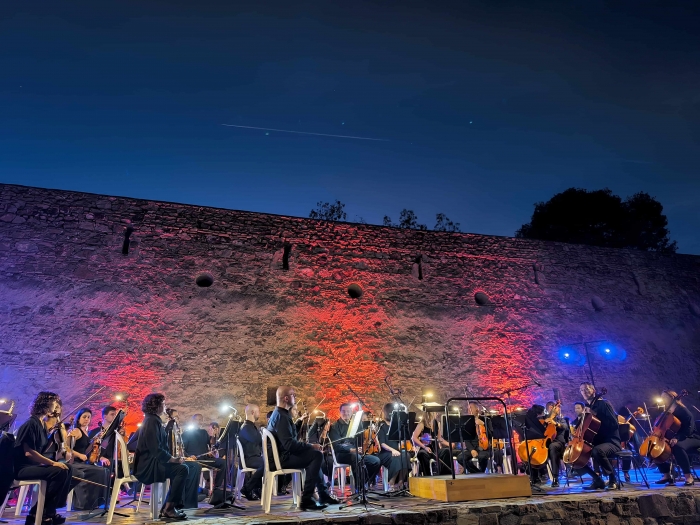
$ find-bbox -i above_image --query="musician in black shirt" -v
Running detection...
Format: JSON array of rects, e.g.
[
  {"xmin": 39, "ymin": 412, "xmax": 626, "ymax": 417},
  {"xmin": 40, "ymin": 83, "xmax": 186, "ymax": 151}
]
[
  {"xmin": 238, "ymin": 404, "xmax": 264, "ymax": 500},
  {"xmin": 182, "ymin": 414, "xmax": 226, "ymax": 493},
  {"xmin": 328, "ymin": 403, "xmax": 382, "ymax": 483},
  {"xmin": 455, "ymin": 403, "xmax": 492, "ymax": 474},
  {"xmin": 267, "ymin": 386, "xmax": 339, "ymax": 510},
  {"xmin": 578, "ymin": 383, "xmax": 621, "ymax": 490},
  {"xmin": 656, "ymin": 390, "xmax": 699, "ymax": 486},
  {"xmin": 544, "ymin": 401, "xmax": 569, "ymax": 488},
  {"xmin": 570, "ymin": 402, "xmax": 585, "ymax": 430},
  {"xmin": 13, "ymin": 392, "xmax": 73, "ymax": 525},
  {"xmin": 87, "ymin": 406, "xmax": 117, "ymax": 467}
]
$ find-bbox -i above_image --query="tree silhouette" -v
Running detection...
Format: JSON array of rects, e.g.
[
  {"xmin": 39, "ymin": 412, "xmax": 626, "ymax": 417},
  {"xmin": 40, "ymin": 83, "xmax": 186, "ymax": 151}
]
[
  {"xmin": 516, "ymin": 188, "xmax": 677, "ymax": 253},
  {"xmin": 309, "ymin": 200, "xmax": 347, "ymax": 222},
  {"xmin": 434, "ymin": 213, "xmax": 461, "ymax": 232},
  {"xmin": 383, "ymin": 209, "xmax": 427, "ymax": 230}
]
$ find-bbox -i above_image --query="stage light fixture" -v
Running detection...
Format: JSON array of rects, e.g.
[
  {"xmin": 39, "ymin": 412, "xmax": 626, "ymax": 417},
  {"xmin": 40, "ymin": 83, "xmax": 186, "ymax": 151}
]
[
  {"xmin": 137, "ymin": 423, "xmax": 142, "ymax": 427},
  {"xmin": 0, "ymin": 399, "xmax": 6, "ymax": 404},
  {"xmin": 604, "ymin": 348, "xmax": 611, "ymax": 354},
  {"xmin": 563, "ymin": 353, "xmax": 570, "ymax": 358},
  {"xmin": 114, "ymin": 394, "xmax": 123, "ymax": 401},
  {"xmin": 655, "ymin": 397, "xmax": 663, "ymax": 403}
]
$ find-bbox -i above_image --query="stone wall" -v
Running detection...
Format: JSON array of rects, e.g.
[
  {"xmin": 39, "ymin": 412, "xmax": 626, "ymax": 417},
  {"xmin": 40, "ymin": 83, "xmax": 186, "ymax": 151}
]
[{"xmin": 1, "ymin": 183, "xmax": 699, "ymax": 427}]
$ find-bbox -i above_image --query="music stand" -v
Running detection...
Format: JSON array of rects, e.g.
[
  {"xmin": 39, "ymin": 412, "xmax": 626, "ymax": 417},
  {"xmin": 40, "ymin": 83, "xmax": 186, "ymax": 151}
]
[
  {"xmin": 339, "ymin": 411, "xmax": 383, "ymax": 510},
  {"xmin": 490, "ymin": 415, "xmax": 510, "ymax": 473},
  {"xmin": 205, "ymin": 416, "xmax": 245, "ymax": 513},
  {"xmin": 443, "ymin": 414, "xmax": 476, "ymax": 475}
]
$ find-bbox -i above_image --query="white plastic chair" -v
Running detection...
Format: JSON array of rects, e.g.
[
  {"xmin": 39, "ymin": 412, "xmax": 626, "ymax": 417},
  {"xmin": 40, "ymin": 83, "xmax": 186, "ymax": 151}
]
[
  {"xmin": 235, "ymin": 439, "xmax": 258, "ymax": 500},
  {"xmin": 136, "ymin": 479, "xmax": 169, "ymax": 518},
  {"xmin": 260, "ymin": 428, "xmax": 302, "ymax": 514},
  {"xmin": 106, "ymin": 432, "xmax": 140, "ymax": 524},
  {"xmin": 381, "ymin": 466, "xmax": 390, "ymax": 491},
  {"xmin": 329, "ymin": 442, "xmax": 354, "ymax": 494},
  {"xmin": 65, "ymin": 489, "xmax": 74, "ymax": 512},
  {"xmin": 10, "ymin": 480, "xmax": 47, "ymax": 525}
]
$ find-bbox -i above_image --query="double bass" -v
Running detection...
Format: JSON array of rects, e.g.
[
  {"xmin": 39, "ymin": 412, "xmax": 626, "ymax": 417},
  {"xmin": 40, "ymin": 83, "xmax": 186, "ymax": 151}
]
[
  {"xmin": 639, "ymin": 390, "xmax": 689, "ymax": 464},
  {"xmin": 563, "ymin": 388, "xmax": 607, "ymax": 468}
]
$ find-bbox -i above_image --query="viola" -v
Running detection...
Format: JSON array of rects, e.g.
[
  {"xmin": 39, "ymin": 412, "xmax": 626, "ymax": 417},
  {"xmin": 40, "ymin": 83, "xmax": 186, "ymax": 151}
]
[
  {"xmin": 639, "ymin": 390, "xmax": 689, "ymax": 464},
  {"xmin": 363, "ymin": 421, "xmax": 381, "ymax": 455},
  {"xmin": 563, "ymin": 388, "xmax": 607, "ymax": 468}
]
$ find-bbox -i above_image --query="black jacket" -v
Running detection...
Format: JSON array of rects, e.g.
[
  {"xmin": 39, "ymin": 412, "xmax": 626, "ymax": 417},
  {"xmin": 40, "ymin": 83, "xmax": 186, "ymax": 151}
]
[
  {"xmin": 267, "ymin": 407, "xmax": 313, "ymax": 462},
  {"xmin": 588, "ymin": 398, "xmax": 621, "ymax": 448},
  {"xmin": 238, "ymin": 420, "xmax": 262, "ymax": 460},
  {"xmin": 328, "ymin": 419, "xmax": 353, "ymax": 454},
  {"xmin": 133, "ymin": 414, "xmax": 172, "ymax": 485},
  {"xmin": 674, "ymin": 404, "xmax": 697, "ymax": 441}
]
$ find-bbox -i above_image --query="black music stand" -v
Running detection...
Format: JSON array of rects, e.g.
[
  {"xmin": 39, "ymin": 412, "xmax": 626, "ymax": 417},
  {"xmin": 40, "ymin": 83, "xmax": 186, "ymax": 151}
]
[
  {"xmin": 421, "ymin": 403, "xmax": 445, "ymax": 475},
  {"xmin": 511, "ymin": 414, "xmax": 545, "ymax": 494},
  {"xmin": 338, "ymin": 411, "xmax": 383, "ymax": 510},
  {"xmin": 443, "ymin": 415, "xmax": 476, "ymax": 475},
  {"xmin": 490, "ymin": 415, "xmax": 510, "ymax": 473},
  {"xmin": 385, "ymin": 409, "xmax": 414, "ymax": 497},
  {"xmin": 205, "ymin": 417, "xmax": 245, "ymax": 513}
]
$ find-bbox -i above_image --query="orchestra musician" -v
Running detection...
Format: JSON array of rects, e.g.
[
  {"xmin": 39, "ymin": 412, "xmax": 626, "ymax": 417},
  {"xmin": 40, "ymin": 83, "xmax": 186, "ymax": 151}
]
[
  {"xmin": 376, "ymin": 403, "xmax": 409, "ymax": 486},
  {"xmin": 544, "ymin": 401, "xmax": 569, "ymax": 488},
  {"xmin": 578, "ymin": 382, "xmax": 621, "ymax": 490},
  {"xmin": 455, "ymin": 402, "xmax": 491, "ymax": 474},
  {"xmin": 328, "ymin": 403, "xmax": 382, "ymax": 483},
  {"xmin": 12, "ymin": 392, "xmax": 73, "ymax": 525},
  {"xmin": 87, "ymin": 406, "xmax": 118, "ymax": 467},
  {"xmin": 132, "ymin": 393, "xmax": 190, "ymax": 520},
  {"xmin": 655, "ymin": 390, "xmax": 699, "ymax": 486},
  {"xmin": 412, "ymin": 411, "xmax": 451, "ymax": 475},
  {"xmin": 181, "ymin": 414, "xmax": 226, "ymax": 495},
  {"xmin": 571, "ymin": 402, "xmax": 585, "ymax": 429},
  {"xmin": 162, "ymin": 407, "xmax": 203, "ymax": 508},
  {"xmin": 291, "ymin": 405, "xmax": 309, "ymax": 442},
  {"xmin": 267, "ymin": 386, "xmax": 340, "ymax": 510},
  {"xmin": 520, "ymin": 404, "xmax": 547, "ymax": 485},
  {"xmin": 237, "ymin": 404, "xmax": 263, "ymax": 501},
  {"xmin": 67, "ymin": 408, "xmax": 110, "ymax": 510}
]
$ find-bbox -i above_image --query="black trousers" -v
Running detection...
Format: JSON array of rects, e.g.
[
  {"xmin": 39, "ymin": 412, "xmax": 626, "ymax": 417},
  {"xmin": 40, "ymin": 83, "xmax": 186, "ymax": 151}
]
[
  {"xmin": 456, "ymin": 450, "xmax": 489, "ymax": 473},
  {"xmin": 580, "ymin": 442, "xmax": 621, "ymax": 479},
  {"xmin": 15, "ymin": 464, "xmax": 73, "ymax": 516},
  {"xmin": 162, "ymin": 462, "xmax": 189, "ymax": 506},
  {"xmin": 243, "ymin": 456, "xmax": 264, "ymax": 492},
  {"xmin": 416, "ymin": 448, "xmax": 452, "ymax": 475},
  {"xmin": 548, "ymin": 441, "xmax": 565, "ymax": 480},
  {"xmin": 336, "ymin": 450, "xmax": 381, "ymax": 483},
  {"xmin": 181, "ymin": 460, "xmax": 202, "ymax": 509},
  {"xmin": 280, "ymin": 448, "xmax": 328, "ymax": 500},
  {"xmin": 658, "ymin": 437, "xmax": 700, "ymax": 475}
]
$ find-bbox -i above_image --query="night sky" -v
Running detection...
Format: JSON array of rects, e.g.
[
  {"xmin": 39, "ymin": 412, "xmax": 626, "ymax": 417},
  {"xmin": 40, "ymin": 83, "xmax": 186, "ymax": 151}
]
[{"xmin": 1, "ymin": 1, "xmax": 698, "ymax": 253}]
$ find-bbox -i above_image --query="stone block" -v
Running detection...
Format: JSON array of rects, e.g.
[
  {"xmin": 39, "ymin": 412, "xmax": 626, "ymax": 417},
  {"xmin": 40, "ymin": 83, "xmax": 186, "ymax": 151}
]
[
  {"xmin": 391, "ymin": 511, "xmax": 427, "ymax": 524},
  {"xmin": 480, "ymin": 514, "xmax": 500, "ymax": 525},
  {"xmin": 637, "ymin": 495, "xmax": 672, "ymax": 518}
]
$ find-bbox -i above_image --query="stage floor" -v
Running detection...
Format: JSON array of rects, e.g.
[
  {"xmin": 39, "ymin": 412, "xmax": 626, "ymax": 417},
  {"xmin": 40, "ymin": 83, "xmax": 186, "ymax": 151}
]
[{"xmin": 2, "ymin": 469, "xmax": 698, "ymax": 525}]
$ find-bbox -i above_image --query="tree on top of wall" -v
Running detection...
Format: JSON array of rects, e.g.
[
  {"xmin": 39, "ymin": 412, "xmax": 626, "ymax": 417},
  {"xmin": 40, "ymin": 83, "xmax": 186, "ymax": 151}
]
[
  {"xmin": 309, "ymin": 200, "xmax": 347, "ymax": 222},
  {"xmin": 516, "ymin": 188, "xmax": 677, "ymax": 253}
]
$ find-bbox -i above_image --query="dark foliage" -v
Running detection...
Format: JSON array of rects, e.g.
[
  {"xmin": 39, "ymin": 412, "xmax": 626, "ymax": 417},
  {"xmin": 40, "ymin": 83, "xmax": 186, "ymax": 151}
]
[{"xmin": 309, "ymin": 200, "xmax": 347, "ymax": 222}]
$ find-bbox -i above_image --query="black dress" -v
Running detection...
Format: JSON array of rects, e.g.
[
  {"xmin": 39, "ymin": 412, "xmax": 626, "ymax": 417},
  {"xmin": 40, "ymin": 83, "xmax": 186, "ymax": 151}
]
[
  {"xmin": 377, "ymin": 422, "xmax": 409, "ymax": 480},
  {"xmin": 70, "ymin": 428, "xmax": 110, "ymax": 510}
]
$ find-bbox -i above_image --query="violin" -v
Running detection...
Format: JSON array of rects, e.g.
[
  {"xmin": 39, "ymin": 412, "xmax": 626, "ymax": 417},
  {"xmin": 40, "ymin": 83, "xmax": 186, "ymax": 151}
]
[
  {"xmin": 363, "ymin": 420, "xmax": 381, "ymax": 455},
  {"xmin": 86, "ymin": 422, "xmax": 105, "ymax": 464},
  {"xmin": 563, "ymin": 388, "xmax": 607, "ymax": 468},
  {"xmin": 46, "ymin": 410, "xmax": 75, "ymax": 463},
  {"xmin": 639, "ymin": 390, "xmax": 689, "ymax": 464}
]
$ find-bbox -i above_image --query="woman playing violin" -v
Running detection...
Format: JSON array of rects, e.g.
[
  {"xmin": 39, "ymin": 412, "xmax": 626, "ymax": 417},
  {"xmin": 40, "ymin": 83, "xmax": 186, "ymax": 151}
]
[
  {"xmin": 67, "ymin": 408, "xmax": 111, "ymax": 510},
  {"xmin": 12, "ymin": 392, "xmax": 73, "ymax": 525},
  {"xmin": 411, "ymin": 411, "xmax": 451, "ymax": 475},
  {"xmin": 655, "ymin": 390, "xmax": 699, "ymax": 486}
]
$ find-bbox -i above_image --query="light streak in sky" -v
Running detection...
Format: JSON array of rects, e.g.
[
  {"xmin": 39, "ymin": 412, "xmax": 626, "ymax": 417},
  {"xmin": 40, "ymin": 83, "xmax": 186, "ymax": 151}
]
[{"xmin": 222, "ymin": 124, "xmax": 389, "ymax": 141}]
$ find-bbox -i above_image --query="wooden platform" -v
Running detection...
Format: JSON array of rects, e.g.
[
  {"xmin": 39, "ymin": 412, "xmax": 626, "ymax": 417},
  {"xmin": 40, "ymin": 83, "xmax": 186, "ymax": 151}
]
[{"xmin": 408, "ymin": 473, "xmax": 532, "ymax": 502}]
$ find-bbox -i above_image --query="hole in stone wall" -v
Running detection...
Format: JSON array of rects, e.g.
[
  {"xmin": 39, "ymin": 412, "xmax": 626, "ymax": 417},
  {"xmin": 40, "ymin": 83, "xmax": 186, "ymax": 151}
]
[
  {"xmin": 121, "ymin": 225, "xmax": 134, "ymax": 255},
  {"xmin": 282, "ymin": 244, "xmax": 292, "ymax": 271},
  {"xmin": 195, "ymin": 273, "xmax": 214, "ymax": 287},
  {"xmin": 347, "ymin": 283, "xmax": 363, "ymax": 299},
  {"xmin": 474, "ymin": 292, "xmax": 490, "ymax": 306},
  {"xmin": 413, "ymin": 256, "xmax": 423, "ymax": 280}
]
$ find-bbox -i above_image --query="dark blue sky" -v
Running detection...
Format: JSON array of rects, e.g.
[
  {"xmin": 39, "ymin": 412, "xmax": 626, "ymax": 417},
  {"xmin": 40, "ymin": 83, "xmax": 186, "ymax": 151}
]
[{"xmin": 1, "ymin": 1, "xmax": 698, "ymax": 252}]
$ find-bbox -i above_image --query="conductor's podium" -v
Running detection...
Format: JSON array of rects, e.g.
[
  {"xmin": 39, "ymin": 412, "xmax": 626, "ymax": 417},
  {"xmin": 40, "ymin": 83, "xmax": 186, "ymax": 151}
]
[{"xmin": 409, "ymin": 474, "xmax": 532, "ymax": 502}]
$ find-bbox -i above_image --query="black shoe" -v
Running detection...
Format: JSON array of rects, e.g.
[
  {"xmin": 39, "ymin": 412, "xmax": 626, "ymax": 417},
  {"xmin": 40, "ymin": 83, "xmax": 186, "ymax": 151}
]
[
  {"xmin": 607, "ymin": 480, "xmax": 618, "ymax": 490},
  {"xmin": 684, "ymin": 478, "xmax": 695, "ymax": 486},
  {"xmin": 242, "ymin": 488, "xmax": 260, "ymax": 501},
  {"xmin": 550, "ymin": 479, "xmax": 559, "ymax": 488},
  {"xmin": 299, "ymin": 498, "xmax": 328, "ymax": 511},
  {"xmin": 24, "ymin": 516, "xmax": 51, "ymax": 525},
  {"xmin": 655, "ymin": 477, "xmax": 674, "ymax": 485},
  {"xmin": 318, "ymin": 492, "xmax": 341, "ymax": 505},
  {"xmin": 159, "ymin": 509, "xmax": 187, "ymax": 521},
  {"xmin": 583, "ymin": 478, "xmax": 606, "ymax": 490},
  {"xmin": 624, "ymin": 472, "xmax": 631, "ymax": 483}
]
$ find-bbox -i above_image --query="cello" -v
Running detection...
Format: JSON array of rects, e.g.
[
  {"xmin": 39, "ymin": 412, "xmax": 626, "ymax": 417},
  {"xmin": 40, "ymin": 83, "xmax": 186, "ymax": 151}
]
[
  {"xmin": 639, "ymin": 390, "xmax": 689, "ymax": 464},
  {"xmin": 563, "ymin": 388, "xmax": 607, "ymax": 468}
]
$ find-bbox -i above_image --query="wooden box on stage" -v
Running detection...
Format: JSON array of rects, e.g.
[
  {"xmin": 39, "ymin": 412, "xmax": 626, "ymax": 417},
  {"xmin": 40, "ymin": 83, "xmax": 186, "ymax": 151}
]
[{"xmin": 408, "ymin": 474, "xmax": 532, "ymax": 502}]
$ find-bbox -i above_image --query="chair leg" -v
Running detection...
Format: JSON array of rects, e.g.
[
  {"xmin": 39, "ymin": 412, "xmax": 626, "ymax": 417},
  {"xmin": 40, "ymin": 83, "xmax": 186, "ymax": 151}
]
[
  {"xmin": 340, "ymin": 468, "xmax": 346, "ymax": 493},
  {"xmin": 34, "ymin": 482, "xmax": 46, "ymax": 525},
  {"xmin": 0, "ymin": 489, "xmax": 11, "ymax": 517},
  {"xmin": 106, "ymin": 479, "xmax": 122, "ymax": 525},
  {"xmin": 135, "ymin": 484, "xmax": 145, "ymax": 513},
  {"xmin": 66, "ymin": 490, "xmax": 73, "ymax": 512},
  {"xmin": 15, "ymin": 485, "xmax": 29, "ymax": 516},
  {"xmin": 263, "ymin": 475, "xmax": 273, "ymax": 514}
]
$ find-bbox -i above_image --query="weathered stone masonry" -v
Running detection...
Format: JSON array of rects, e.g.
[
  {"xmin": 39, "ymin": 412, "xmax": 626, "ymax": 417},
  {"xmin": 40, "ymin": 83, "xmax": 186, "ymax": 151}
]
[{"xmin": 0, "ymin": 183, "xmax": 699, "ymax": 426}]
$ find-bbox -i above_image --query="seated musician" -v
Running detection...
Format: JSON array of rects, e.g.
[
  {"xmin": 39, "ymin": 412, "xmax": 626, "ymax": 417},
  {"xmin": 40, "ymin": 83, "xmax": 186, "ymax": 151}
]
[
  {"xmin": 67, "ymin": 408, "xmax": 110, "ymax": 510},
  {"xmin": 13, "ymin": 392, "xmax": 73, "ymax": 525},
  {"xmin": 267, "ymin": 386, "xmax": 340, "ymax": 510},
  {"xmin": 376, "ymin": 403, "xmax": 409, "ymax": 485},
  {"xmin": 520, "ymin": 404, "xmax": 547, "ymax": 484},
  {"xmin": 87, "ymin": 405, "xmax": 118, "ymax": 467},
  {"xmin": 132, "ymin": 393, "xmax": 190, "ymax": 520},
  {"xmin": 544, "ymin": 401, "xmax": 569, "ymax": 488},
  {"xmin": 163, "ymin": 407, "xmax": 202, "ymax": 508},
  {"xmin": 412, "ymin": 411, "xmax": 451, "ymax": 475},
  {"xmin": 578, "ymin": 382, "xmax": 621, "ymax": 490},
  {"xmin": 328, "ymin": 403, "xmax": 381, "ymax": 484},
  {"xmin": 455, "ymin": 402, "xmax": 491, "ymax": 474},
  {"xmin": 238, "ymin": 404, "xmax": 263, "ymax": 501},
  {"xmin": 571, "ymin": 402, "xmax": 585, "ymax": 429},
  {"xmin": 656, "ymin": 390, "xmax": 699, "ymax": 486},
  {"xmin": 617, "ymin": 401, "xmax": 642, "ymax": 483},
  {"xmin": 182, "ymin": 414, "xmax": 226, "ymax": 495},
  {"xmin": 291, "ymin": 405, "xmax": 309, "ymax": 442}
]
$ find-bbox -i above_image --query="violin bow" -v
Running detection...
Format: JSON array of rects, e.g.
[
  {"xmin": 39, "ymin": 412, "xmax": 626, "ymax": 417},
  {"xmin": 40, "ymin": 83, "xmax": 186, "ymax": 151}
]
[{"xmin": 58, "ymin": 386, "xmax": 108, "ymax": 426}]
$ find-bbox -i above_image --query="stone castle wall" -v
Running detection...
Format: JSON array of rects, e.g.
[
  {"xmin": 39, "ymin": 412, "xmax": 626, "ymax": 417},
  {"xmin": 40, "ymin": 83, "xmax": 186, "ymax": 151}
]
[{"xmin": 1, "ymin": 183, "xmax": 699, "ymax": 427}]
